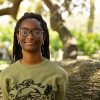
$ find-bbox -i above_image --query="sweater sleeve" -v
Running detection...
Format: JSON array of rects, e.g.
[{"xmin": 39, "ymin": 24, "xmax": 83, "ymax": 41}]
[
  {"xmin": 0, "ymin": 73, "xmax": 10, "ymax": 100},
  {"xmin": 55, "ymin": 71, "xmax": 68, "ymax": 100}
]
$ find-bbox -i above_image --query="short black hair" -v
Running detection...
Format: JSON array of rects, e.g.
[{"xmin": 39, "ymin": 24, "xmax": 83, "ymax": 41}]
[{"xmin": 13, "ymin": 12, "xmax": 50, "ymax": 62}]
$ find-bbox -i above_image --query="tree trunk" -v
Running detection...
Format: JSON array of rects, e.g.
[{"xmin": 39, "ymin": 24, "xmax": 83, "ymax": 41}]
[
  {"xmin": 43, "ymin": 0, "xmax": 78, "ymax": 59},
  {"xmin": 87, "ymin": 0, "xmax": 95, "ymax": 33}
]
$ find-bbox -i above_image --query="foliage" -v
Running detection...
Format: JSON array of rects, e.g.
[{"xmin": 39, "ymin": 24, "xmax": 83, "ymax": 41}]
[
  {"xmin": 0, "ymin": 0, "xmax": 3, "ymax": 4},
  {"xmin": 34, "ymin": 0, "xmax": 44, "ymax": 14},
  {"xmin": 72, "ymin": 31, "xmax": 100, "ymax": 56},
  {"xmin": 49, "ymin": 30, "xmax": 63, "ymax": 54},
  {"xmin": 0, "ymin": 24, "xmax": 13, "ymax": 62},
  {"xmin": 0, "ymin": 60, "xmax": 9, "ymax": 64},
  {"xmin": 0, "ymin": 24, "xmax": 13, "ymax": 45}
]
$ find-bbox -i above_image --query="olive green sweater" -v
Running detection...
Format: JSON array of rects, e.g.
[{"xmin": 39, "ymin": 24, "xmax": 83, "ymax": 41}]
[{"xmin": 0, "ymin": 58, "xmax": 68, "ymax": 100}]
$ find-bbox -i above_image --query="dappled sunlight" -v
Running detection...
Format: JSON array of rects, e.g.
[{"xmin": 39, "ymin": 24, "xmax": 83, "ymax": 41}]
[
  {"xmin": 0, "ymin": 64, "xmax": 8, "ymax": 71},
  {"xmin": 89, "ymin": 70, "xmax": 100, "ymax": 81},
  {"xmin": 70, "ymin": 66, "xmax": 80, "ymax": 74},
  {"xmin": 0, "ymin": 0, "xmax": 100, "ymax": 100}
]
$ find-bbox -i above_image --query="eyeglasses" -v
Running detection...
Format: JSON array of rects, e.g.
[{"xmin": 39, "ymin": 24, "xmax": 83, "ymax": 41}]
[{"xmin": 19, "ymin": 28, "xmax": 44, "ymax": 38}]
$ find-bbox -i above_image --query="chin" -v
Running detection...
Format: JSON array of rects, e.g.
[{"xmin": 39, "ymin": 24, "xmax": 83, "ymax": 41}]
[{"xmin": 25, "ymin": 48, "xmax": 40, "ymax": 53}]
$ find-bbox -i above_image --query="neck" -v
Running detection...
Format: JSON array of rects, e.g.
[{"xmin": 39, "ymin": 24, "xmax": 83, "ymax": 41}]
[{"xmin": 21, "ymin": 51, "xmax": 43, "ymax": 65}]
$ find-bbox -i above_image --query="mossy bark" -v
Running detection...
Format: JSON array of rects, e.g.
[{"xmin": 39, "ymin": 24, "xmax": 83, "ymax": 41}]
[{"xmin": 56, "ymin": 59, "xmax": 100, "ymax": 100}]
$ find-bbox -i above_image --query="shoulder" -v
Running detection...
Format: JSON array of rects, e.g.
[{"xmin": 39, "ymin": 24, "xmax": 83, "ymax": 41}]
[
  {"xmin": 0, "ymin": 60, "xmax": 19, "ymax": 77},
  {"xmin": 45, "ymin": 58, "xmax": 68, "ymax": 76},
  {"xmin": 45, "ymin": 59, "xmax": 69, "ymax": 87}
]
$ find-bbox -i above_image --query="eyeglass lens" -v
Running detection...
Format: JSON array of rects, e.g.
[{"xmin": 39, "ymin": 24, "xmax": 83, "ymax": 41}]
[{"xmin": 19, "ymin": 28, "xmax": 43, "ymax": 37}]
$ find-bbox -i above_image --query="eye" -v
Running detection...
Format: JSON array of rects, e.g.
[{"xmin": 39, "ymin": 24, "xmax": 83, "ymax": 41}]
[
  {"xmin": 33, "ymin": 30, "xmax": 41, "ymax": 36},
  {"xmin": 20, "ymin": 29, "xmax": 29, "ymax": 36}
]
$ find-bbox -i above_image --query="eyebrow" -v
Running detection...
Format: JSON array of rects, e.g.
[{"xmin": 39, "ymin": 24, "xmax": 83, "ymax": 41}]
[{"xmin": 19, "ymin": 27, "xmax": 42, "ymax": 30}]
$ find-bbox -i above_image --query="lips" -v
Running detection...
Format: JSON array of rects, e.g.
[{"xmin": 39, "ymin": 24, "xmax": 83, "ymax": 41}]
[
  {"xmin": 24, "ymin": 41, "xmax": 35, "ymax": 45},
  {"xmin": 26, "ymin": 42, "xmax": 33, "ymax": 44},
  {"xmin": 26, "ymin": 43, "xmax": 33, "ymax": 45},
  {"xmin": 26, "ymin": 42, "xmax": 34, "ymax": 44}
]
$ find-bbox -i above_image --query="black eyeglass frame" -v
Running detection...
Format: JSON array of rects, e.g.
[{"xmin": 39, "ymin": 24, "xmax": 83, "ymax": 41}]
[{"xmin": 18, "ymin": 28, "xmax": 44, "ymax": 38}]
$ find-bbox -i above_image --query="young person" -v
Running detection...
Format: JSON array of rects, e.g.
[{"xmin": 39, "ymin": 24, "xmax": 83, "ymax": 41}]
[{"xmin": 0, "ymin": 12, "xmax": 68, "ymax": 100}]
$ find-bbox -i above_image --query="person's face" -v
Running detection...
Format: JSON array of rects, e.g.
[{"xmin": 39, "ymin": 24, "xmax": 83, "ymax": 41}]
[{"xmin": 17, "ymin": 18, "xmax": 45, "ymax": 53}]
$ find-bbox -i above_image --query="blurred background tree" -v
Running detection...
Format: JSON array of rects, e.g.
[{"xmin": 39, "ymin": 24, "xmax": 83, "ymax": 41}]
[{"xmin": 0, "ymin": 0, "xmax": 100, "ymax": 63}]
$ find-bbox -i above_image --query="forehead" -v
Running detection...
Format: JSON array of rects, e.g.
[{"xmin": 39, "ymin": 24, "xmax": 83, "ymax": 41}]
[{"xmin": 20, "ymin": 18, "xmax": 42, "ymax": 28}]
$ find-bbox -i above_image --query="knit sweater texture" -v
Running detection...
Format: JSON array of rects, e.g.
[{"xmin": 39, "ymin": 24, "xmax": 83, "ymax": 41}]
[{"xmin": 0, "ymin": 58, "xmax": 68, "ymax": 100}]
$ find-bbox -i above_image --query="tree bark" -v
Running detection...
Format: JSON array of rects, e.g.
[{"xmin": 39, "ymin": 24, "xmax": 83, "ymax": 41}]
[
  {"xmin": 0, "ymin": 0, "xmax": 22, "ymax": 19},
  {"xmin": 87, "ymin": 0, "xmax": 95, "ymax": 33},
  {"xmin": 43, "ymin": 0, "xmax": 78, "ymax": 59}
]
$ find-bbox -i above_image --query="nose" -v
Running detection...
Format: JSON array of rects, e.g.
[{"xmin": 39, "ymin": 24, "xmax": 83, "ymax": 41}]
[{"xmin": 27, "ymin": 32, "xmax": 34, "ymax": 39}]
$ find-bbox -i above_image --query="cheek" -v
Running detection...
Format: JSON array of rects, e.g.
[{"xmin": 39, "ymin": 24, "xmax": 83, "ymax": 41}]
[
  {"xmin": 18, "ymin": 37, "xmax": 25, "ymax": 47},
  {"xmin": 35, "ymin": 38, "xmax": 43, "ymax": 46},
  {"xmin": 17, "ymin": 34, "xmax": 24, "ymax": 43}
]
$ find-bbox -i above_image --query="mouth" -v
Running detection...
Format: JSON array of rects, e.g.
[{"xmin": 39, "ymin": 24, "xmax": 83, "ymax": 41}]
[
  {"xmin": 26, "ymin": 42, "xmax": 33, "ymax": 44},
  {"xmin": 24, "ymin": 41, "xmax": 35, "ymax": 45}
]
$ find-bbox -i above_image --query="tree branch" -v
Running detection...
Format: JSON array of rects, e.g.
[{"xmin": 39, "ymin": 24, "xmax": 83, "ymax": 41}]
[
  {"xmin": 0, "ymin": 0, "xmax": 23, "ymax": 19},
  {"xmin": 43, "ymin": 0, "xmax": 78, "ymax": 59},
  {"xmin": 43, "ymin": 0, "xmax": 54, "ymax": 12}
]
